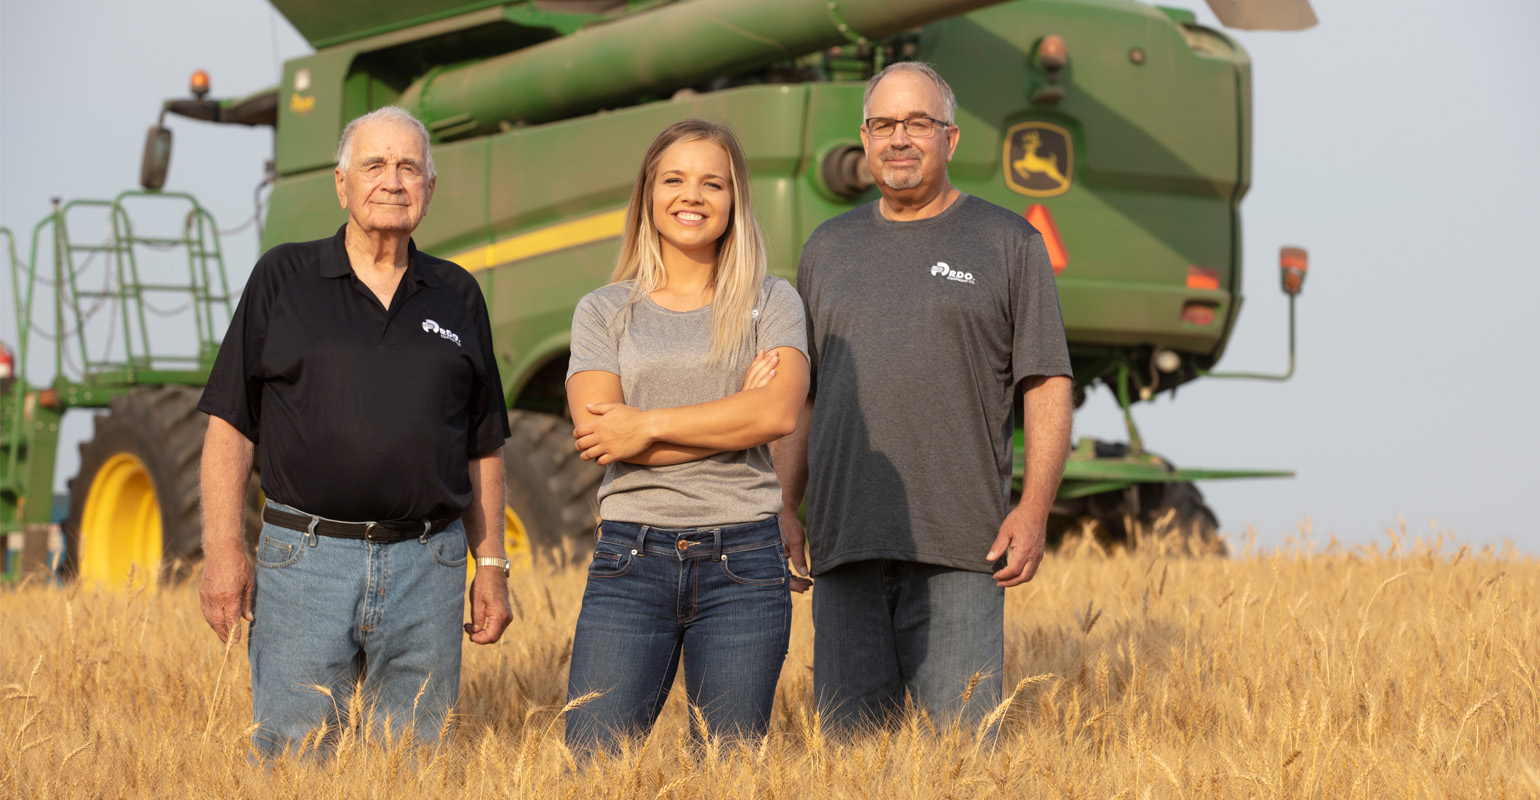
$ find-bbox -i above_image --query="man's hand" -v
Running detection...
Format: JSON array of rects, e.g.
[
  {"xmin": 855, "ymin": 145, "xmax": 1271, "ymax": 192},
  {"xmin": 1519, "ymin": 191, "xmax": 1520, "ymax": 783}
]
[
  {"xmin": 199, "ymin": 547, "xmax": 254, "ymax": 644},
  {"xmin": 986, "ymin": 506, "xmax": 1048, "ymax": 588},
  {"xmin": 780, "ymin": 508, "xmax": 813, "ymax": 593},
  {"xmin": 464, "ymin": 568, "xmax": 513, "ymax": 644},
  {"xmin": 574, "ymin": 403, "xmax": 655, "ymax": 465},
  {"xmin": 741, "ymin": 349, "xmax": 779, "ymax": 391}
]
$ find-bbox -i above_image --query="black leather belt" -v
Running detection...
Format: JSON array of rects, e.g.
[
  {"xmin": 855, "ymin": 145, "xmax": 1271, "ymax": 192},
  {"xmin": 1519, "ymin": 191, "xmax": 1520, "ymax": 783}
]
[{"xmin": 262, "ymin": 506, "xmax": 450, "ymax": 543}]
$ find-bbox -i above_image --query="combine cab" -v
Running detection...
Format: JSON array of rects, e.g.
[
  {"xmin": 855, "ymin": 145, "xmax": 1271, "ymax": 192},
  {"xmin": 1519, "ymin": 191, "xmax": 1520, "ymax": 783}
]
[{"xmin": 2, "ymin": 0, "xmax": 1314, "ymax": 584}]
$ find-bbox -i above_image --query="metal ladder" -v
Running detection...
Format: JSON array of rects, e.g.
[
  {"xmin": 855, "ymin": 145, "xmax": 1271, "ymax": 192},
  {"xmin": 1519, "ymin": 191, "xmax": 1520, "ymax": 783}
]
[{"xmin": 1, "ymin": 191, "xmax": 233, "ymax": 549}]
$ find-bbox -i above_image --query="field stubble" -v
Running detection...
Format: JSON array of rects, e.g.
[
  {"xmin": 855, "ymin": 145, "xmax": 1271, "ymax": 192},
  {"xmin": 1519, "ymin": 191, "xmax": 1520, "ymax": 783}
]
[{"xmin": 2, "ymin": 524, "xmax": 1538, "ymax": 799}]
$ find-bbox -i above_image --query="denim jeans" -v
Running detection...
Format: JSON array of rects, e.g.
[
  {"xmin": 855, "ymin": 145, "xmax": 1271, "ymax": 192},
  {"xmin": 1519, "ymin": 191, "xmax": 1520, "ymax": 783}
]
[
  {"xmin": 812, "ymin": 559, "xmax": 1005, "ymax": 735},
  {"xmin": 247, "ymin": 500, "xmax": 468, "ymax": 758},
  {"xmin": 565, "ymin": 517, "xmax": 791, "ymax": 753}
]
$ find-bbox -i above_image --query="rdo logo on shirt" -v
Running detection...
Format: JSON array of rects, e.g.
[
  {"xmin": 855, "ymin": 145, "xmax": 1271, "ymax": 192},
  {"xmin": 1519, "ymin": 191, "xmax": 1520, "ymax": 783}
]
[
  {"xmin": 420, "ymin": 318, "xmax": 462, "ymax": 347},
  {"xmin": 929, "ymin": 261, "xmax": 975, "ymax": 285}
]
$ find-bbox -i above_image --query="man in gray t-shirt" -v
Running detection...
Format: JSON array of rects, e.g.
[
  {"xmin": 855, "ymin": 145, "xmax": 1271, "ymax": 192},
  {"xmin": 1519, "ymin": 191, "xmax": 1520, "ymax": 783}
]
[{"xmin": 772, "ymin": 63, "xmax": 1074, "ymax": 734}]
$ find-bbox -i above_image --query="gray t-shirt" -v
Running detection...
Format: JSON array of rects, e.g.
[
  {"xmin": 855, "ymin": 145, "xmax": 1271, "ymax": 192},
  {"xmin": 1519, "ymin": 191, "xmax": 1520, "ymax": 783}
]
[
  {"xmin": 797, "ymin": 194, "xmax": 1072, "ymax": 574},
  {"xmin": 567, "ymin": 276, "xmax": 809, "ymax": 527}
]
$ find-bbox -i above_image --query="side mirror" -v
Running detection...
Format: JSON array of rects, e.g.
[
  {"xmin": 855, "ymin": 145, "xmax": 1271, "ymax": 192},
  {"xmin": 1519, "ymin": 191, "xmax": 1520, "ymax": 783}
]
[
  {"xmin": 140, "ymin": 125, "xmax": 172, "ymax": 191},
  {"xmin": 1280, "ymin": 246, "xmax": 1308, "ymax": 295}
]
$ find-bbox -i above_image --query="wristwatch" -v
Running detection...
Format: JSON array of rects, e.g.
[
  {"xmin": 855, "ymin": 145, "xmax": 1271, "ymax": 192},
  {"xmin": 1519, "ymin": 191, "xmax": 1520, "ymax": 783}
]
[{"xmin": 474, "ymin": 557, "xmax": 512, "ymax": 578}]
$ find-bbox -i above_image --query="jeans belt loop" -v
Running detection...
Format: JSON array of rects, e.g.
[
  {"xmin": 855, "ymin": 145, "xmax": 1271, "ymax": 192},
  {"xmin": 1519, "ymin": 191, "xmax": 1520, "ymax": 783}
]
[
  {"xmin": 636, "ymin": 525, "xmax": 650, "ymax": 556},
  {"xmin": 305, "ymin": 516, "xmax": 319, "ymax": 548},
  {"xmin": 712, "ymin": 528, "xmax": 723, "ymax": 561}
]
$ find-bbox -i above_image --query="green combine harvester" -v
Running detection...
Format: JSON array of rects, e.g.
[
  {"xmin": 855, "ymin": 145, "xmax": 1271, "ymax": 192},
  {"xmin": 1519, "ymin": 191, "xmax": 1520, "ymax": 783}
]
[{"xmin": 1, "ymin": 0, "xmax": 1314, "ymax": 587}]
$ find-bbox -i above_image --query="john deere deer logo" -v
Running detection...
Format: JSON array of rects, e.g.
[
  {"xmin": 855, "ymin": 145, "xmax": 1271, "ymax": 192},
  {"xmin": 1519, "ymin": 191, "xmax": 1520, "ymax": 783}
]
[{"xmin": 1003, "ymin": 122, "xmax": 1073, "ymax": 197}]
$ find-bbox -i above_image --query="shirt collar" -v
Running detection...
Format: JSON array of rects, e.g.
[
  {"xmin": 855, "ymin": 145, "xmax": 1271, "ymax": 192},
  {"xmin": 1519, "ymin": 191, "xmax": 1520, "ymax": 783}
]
[{"xmin": 319, "ymin": 223, "xmax": 441, "ymax": 288}]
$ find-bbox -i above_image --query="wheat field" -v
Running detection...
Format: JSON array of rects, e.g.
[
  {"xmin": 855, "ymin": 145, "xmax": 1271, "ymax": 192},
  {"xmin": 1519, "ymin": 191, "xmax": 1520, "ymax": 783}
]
[{"xmin": 2, "ymin": 524, "xmax": 1537, "ymax": 799}]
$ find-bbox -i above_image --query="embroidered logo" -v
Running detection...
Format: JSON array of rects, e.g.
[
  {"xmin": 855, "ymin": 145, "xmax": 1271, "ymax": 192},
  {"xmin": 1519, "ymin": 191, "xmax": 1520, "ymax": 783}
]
[
  {"xmin": 928, "ymin": 261, "xmax": 975, "ymax": 285},
  {"xmin": 420, "ymin": 318, "xmax": 462, "ymax": 347}
]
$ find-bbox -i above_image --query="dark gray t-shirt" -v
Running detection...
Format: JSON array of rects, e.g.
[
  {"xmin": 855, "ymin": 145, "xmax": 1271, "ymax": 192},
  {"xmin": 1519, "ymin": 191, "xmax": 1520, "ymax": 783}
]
[
  {"xmin": 567, "ymin": 276, "xmax": 809, "ymax": 527},
  {"xmin": 797, "ymin": 194, "xmax": 1072, "ymax": 574}
]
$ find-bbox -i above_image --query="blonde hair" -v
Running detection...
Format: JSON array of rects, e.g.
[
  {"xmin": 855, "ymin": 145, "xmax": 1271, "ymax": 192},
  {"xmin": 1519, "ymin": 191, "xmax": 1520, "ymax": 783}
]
[{"xmin": 610, "ymin": 119, "xmax": 767, "ymax": 364}]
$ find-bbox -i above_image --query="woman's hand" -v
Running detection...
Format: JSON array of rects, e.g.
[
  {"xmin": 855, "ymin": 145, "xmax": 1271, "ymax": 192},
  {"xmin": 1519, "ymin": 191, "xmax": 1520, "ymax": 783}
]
[
  {"xmin": 740, "ymin": 349, "xmax": 779, "ymax": 391},
  {"xmin": 574, "ymin": 403, "xmax": 656, "ymax": 465}
]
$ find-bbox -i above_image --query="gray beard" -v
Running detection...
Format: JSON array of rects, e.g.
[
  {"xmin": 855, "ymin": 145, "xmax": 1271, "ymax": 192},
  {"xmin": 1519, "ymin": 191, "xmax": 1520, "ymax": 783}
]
[{"xmin": 879, "ymin": 164, "xmax": 923, "ymax": 190}]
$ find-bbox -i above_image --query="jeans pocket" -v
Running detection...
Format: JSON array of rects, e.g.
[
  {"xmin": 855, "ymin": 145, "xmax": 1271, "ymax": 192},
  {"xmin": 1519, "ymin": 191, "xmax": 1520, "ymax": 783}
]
[
  {"xmin": 721, "ymin": 544, "xmax": 786, "ymax": 587},
  {"xmin": 588, "ymin": 542, "xmax": 635, "ymax": 578},
  {"xmin": 429, "ymin": 527, "xmax": 469, "ymax": 567},
  {"xmin": 255, "ymin": 535, "xmax": 299, "ymax": 569}
]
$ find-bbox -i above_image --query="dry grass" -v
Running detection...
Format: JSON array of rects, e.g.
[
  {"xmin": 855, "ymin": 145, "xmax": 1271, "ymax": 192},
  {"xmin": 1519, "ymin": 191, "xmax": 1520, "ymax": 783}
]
[{"xmin": 3, "ymin": 522, "xmax": 1538, "ymax": 798}]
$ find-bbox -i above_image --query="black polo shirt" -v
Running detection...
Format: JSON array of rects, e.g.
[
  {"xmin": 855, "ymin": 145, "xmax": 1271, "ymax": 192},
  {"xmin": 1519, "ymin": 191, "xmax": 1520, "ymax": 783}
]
[{"xmin": 199, "ymin": 225, "xmax": 509, "ymax": 526}]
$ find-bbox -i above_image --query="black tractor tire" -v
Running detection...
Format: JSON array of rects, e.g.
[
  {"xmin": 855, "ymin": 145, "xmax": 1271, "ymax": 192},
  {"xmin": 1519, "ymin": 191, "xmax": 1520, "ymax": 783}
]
[
  {"xmin": 61, "ymin": 386, "xmax": 261, "ymax": 585},
  {"xmin": 502, "ymin": 410, "xmax": 604, "ymax": 557},
  {"xmin": 1085, "ymin": 481, "xmax": 1223, "ymax": 554},
  {"xmin": 1136, "ymin": 481, "xmax": 1223, "ymax": 553},
  {"xmin": 1046, "ymin": 439, "xmax": 1224, "ymax": 554}
]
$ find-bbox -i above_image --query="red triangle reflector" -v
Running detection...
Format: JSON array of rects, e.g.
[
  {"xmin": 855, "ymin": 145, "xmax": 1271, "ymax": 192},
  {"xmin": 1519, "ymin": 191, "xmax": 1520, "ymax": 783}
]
[{"xmin": 1023, "ymin": 204, "xmax": 1069, "ymax": 274}]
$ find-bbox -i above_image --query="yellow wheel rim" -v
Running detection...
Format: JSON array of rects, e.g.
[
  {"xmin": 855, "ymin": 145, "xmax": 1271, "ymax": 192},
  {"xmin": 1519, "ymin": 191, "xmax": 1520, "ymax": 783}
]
[
  {"xmin": 79, "ymin": 453, "xmax": 161, "ymax": 590},
  {"xmin": 466, "ymin": 505, "xmax": 534, "ymax": 583}
]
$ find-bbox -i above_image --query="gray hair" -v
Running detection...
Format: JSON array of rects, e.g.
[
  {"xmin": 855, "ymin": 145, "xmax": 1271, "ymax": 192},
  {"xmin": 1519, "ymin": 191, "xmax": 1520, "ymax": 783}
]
[
  {"xmin": 861, "ymin": 61, "xmax": 957, "ymax": 126},
  {"xmin": 335, "ymin": 106, "xmax": 436, "ymax": 179}
]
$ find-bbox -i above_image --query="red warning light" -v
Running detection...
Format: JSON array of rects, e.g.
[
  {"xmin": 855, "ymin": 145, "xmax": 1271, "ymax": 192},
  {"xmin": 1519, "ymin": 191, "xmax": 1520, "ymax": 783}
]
[
  {"xmin": 1023, "ymin": 204, "xmax": 1069, "ymax": 274},
  {"xmin": 1180, "ymin": 302, "xmax": 1217, "ymax": 326},
  {"xmin": 1279, "ymin": 246, "xmax": 1308, "ymax": 295},
  {"xmin": 1186, "ymin": 266, "xmax": 1220, "ymax": 291},
  {"xmin": 1038, "ymin": 35, "xmax": 1067, "ymax": 70}
]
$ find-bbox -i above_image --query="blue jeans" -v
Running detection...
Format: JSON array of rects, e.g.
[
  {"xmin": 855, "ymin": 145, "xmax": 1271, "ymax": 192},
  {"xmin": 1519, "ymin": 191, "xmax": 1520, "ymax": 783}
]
[
  {"xmin": 247, "ymin": 501, "xmax": 468, "ymax": 758},
  {"xmin": 812, "ymin": 559, "xmax": 1004, "ymax": 735},
  {"xmin": 565, "ymin": 518, "xmax": 791, "ymax": 753}
]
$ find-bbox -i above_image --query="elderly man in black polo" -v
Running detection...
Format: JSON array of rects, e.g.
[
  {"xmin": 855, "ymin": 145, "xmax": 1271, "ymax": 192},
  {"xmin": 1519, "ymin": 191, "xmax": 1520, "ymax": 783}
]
[{"xmin": 197, "ymin": 106, "xmax": 514, "ymax": 758}]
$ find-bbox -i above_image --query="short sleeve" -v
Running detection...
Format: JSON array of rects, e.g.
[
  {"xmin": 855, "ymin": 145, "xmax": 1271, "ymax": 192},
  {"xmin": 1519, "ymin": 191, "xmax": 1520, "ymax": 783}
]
[
  {"xmin": 566, "ymin": 291, "xmax": 621, "ymax": 380},
  {"xmin": 465, "ymin": 286, "xmax": 510, "ymax": 458},
  {"xmin": 1010, "ymin": 231, "xmax": 1074, "ymax": 387},
  {"xmin": 755, "ymin": 277, "xmax": 809, "ymax": 366},
  {"xmin": 198, "ymin": 255, "xmax": 280, "ymax": 442}
]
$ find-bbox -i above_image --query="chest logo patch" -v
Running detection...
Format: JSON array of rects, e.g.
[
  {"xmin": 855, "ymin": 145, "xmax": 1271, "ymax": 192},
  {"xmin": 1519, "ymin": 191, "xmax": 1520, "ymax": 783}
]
[
  {"xmin": 929, "ymin": 261, "xmax": 975, "ymax": 285},
  {"xmin": 421, "ymin": 318, "xmax": 462, "ymax": 347}
]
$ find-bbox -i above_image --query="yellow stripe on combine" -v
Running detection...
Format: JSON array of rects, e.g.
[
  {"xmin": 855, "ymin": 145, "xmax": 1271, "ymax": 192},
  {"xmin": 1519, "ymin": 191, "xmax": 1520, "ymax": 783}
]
[{"xmin": 451, "ymin": 209, "xmax": 628, "ymax": 273}]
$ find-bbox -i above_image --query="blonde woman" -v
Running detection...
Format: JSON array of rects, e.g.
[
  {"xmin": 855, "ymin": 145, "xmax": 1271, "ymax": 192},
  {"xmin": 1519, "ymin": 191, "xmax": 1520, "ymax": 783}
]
[{"xmin": 563, "ymin": 119, "xmax": 810, "ymax": 752}]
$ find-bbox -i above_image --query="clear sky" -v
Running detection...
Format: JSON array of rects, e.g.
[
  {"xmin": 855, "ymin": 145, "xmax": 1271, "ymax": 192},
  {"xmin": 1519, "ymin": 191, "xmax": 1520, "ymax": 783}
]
[{"xmin": 3, "ymin": 0, "xmax": 1537, "ymax": 553}]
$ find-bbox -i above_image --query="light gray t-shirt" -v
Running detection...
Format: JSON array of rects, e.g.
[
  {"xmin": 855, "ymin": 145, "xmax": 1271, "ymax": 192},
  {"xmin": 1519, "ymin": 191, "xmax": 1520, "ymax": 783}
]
[
  {"xmin": 797, "ymin": 194, "xmax": 1072, "ymax": 574},
  {"xmin": 567, "ymin": 276, "xmax": 809, "ymax": 527}
]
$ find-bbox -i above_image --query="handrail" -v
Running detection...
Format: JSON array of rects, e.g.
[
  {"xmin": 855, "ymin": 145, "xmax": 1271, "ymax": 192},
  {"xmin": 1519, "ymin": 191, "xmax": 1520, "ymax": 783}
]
[
  {"xmin": 30, "ymin": 192, "xmax": 233, "ymax": 381},
  {"xmin": 1, "ymin": 228, "xmax": 19, "ymax": 341},
  {"xmin": 1198, "ymin": 294, "xmax": 1297, "ymax": 382},
  {"xmin": 3, "ymin": 193, "xmax": 234, "ymax": 521}
]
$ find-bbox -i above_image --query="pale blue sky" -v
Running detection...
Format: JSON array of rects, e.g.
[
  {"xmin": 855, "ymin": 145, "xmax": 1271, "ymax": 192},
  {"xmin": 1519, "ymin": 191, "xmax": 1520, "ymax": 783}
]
[{"xmin": 3, "ymin": 0, "xmax": 1536, "ymax": 553}]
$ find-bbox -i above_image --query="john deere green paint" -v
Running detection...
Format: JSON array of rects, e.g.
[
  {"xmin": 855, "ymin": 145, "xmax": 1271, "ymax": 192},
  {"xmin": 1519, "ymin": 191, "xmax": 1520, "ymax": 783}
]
[{"xmin": 1, "ymin": 0, "xmax": 1317, "ymax": 584}]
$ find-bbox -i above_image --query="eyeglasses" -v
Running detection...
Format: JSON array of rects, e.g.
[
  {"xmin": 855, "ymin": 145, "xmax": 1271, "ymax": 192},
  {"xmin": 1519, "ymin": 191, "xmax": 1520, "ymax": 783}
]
[{"xmin": 864, "ymin": 117, "xmax": 953, "ymax": 138}]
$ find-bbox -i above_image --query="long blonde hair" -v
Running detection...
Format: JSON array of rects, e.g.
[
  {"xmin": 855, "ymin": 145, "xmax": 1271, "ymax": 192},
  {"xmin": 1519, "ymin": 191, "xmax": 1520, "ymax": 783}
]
[{"xmin": 610, "ymin": 119, "xmax": 767, "ymax": 364}]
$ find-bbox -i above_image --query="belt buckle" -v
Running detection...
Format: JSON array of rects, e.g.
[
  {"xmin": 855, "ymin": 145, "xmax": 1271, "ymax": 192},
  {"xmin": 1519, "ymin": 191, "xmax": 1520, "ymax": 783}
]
[{"xmin": 363, "ymin": 522, "xmax": 379, "ymax": 542}]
